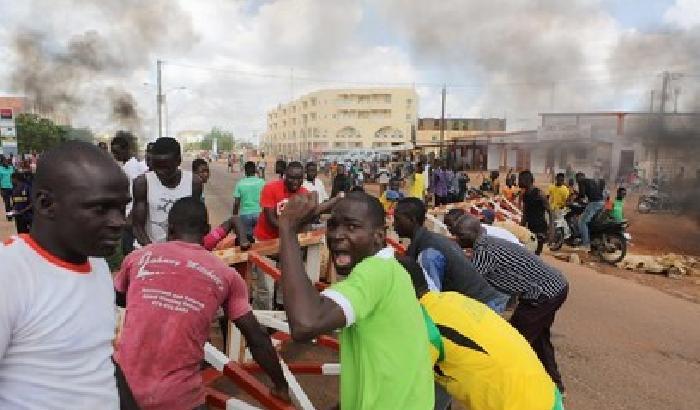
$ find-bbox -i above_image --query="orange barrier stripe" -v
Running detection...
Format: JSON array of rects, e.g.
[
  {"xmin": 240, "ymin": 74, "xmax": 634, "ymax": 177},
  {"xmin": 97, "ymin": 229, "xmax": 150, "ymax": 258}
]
[
  {"xmin": 205, "ymin": 386, "xmax": 233, "ymax": 409},
  {"xmin": 248, "ymin": 251, "xmax": 282, "ymax": 281},
  {"xmin": 386, "ymin": 237, "xmax": 406, "ymax": 254},
  {"xmin": 223, "ymin": 363, "xmax": 295, "ymax": 410},
  {"xmin": 240, "ymin": 362, "xmax": 327, "ymax": 375}
]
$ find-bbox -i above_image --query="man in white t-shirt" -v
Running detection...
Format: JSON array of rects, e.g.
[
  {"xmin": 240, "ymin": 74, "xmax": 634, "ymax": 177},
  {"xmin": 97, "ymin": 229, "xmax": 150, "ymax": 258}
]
[
  {"xmin": 0, "ymin": 141, "xmax": 135, "ymax": 409},
  {"xmin": 132, "ymin": 137, "xmax": 203, "ymax": 245},
  {"xmin": 302, "ymin": 161, "xmax": 329, "ymax": 202},
  {"xmin": 111, "ymin": 131, "xmax": 148, "ymax": 255},
  {"xmin": 257, "ymin": 155, "xmax": 267, "ymax": 179}
]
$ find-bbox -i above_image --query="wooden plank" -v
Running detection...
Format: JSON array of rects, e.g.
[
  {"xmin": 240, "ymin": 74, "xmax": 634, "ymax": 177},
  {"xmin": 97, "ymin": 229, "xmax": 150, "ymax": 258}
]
[{"xmin": 214, "ymin": 230, "xmax": 325, "ymax": 265}]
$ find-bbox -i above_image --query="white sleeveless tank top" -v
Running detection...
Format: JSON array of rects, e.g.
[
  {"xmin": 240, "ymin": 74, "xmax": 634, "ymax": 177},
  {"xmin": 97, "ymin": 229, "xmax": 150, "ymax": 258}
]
[{"xmin": 145, "ymin": 170, "xmax": 193, "ymax": 243}]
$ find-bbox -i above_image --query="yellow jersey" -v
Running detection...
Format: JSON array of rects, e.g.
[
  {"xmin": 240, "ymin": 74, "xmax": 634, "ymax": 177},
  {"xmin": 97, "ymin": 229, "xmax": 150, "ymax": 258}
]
[
  {"xmin": 420, "ymin": 291, "xmax": 556, "ymax": 410},
  {"xmin": 408, "ymin": 172, "xmax": 426, "ymax": 199},
  {"xmin": 548, "ymin": 184, "xmax": 570, "ymax": 211}
]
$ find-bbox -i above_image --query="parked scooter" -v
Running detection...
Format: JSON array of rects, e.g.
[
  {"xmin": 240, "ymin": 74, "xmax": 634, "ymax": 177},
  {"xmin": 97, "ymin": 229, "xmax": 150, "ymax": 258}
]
[
  {"xmin": 637, "ymin": 184, "xmax": 680, "ymax": 213},
  {"xmin": 550, "ymin": 202, "xmax": 629, "ymax": 264}
]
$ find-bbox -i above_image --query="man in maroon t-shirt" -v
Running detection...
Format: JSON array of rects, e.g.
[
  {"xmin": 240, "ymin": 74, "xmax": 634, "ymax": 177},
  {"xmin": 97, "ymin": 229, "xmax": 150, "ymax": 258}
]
[
  {"xmin": 114, "ymin": 197, "xmax": 289, "ymax": 410},
  {"xmin": 254, "ymin": 161, "xmax": 308, "ymax": 240}
]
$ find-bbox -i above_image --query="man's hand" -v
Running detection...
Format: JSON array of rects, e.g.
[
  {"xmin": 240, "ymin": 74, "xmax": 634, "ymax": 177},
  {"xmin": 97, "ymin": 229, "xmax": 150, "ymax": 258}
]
[
  {"xmin": 239, "ymin": 239, "xmax": 252, "ymax": 251},
  {"xmin": 279, "ymin": 192, "xmax": 319, "ymax": 232},
  {"xmin": 271, "ymin": 384, "xmax": 291, "ymax": 403}
]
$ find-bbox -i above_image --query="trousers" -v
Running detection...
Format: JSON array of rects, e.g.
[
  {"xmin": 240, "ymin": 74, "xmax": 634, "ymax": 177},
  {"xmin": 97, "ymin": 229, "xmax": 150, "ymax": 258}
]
[{"xmin": 510, "ymin": 285, "xmax": 569, "ymax": 389}]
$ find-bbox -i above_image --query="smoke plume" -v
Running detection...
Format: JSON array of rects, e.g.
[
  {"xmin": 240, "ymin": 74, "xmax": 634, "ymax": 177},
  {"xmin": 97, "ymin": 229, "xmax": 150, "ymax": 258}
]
[
  {"xmin": 9, "ymin": 0, "xmax": 198, "ymax": 134},
  {"xmin": 375, "ymin": 0, "xmax": 617, "ymax": 119}
]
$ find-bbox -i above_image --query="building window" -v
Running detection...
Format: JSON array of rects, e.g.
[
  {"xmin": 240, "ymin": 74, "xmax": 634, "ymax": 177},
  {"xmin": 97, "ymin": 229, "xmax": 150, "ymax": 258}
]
[
  {"xmin": 434, "ymin": 119, "xmax": 439, "ymax": 127},
  {"xmin": 332, "ymin": 114, "xmax": 336, "ymax": 119},
  {"xmin": 406, "ymin": 114, "xmax": 411, "ymax": 121},
  {"xmin": 406, "ymin": 98, "xmax": 412, "ymax": 105}
]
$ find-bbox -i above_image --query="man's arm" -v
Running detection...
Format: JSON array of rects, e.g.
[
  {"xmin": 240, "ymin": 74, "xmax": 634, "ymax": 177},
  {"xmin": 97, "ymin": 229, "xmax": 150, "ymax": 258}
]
[
  {"xmin": 263, "ymin": 207, "xmax": 278, "ymax": 230},
  {"xmin": 540, "ymin": 191, "xmax": 555, "ymax": 240},
  {"xmin": 314, "ymin": 195, "xmax": 342, "ymax": 215},
  {"xmin": 278, "ymin": 193, "xmax": 346, "ymax": 341},
  {"xmin": 131, "ymin": 175, "xmax": 150, "ymax": 246},
  {"xmin": 233, "ymin": 312, "xmax": 290, "ymax": 401},
  {"xmin": 192, "ymin": 174, "xmax": 203, "ymax": 199}
]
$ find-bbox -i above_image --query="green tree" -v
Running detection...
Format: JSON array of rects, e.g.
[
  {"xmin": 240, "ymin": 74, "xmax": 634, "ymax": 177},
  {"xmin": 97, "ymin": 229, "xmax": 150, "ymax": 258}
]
[
  {"xmin": 15, "ymin": 113, "xmax": 67, "ymax": 153},
  {"xmin": 203, "ymin": 127, "xmax": 234, "ymax": 152},
  {"xmin": 15, "ymin": 114, "xmax": 95, "ymax": 153}
]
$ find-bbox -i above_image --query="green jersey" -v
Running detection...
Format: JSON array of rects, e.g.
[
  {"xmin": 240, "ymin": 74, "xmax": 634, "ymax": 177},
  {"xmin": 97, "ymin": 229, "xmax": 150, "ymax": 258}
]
[
  {"xmin": 323, "ymin": 249, "xmax": 434, "ymax": 410},
  {"xmin": 232, "ymin": 176, "xmax": 265, "ymax": 215},
  {"xmin": 612, "ymin": 199, "xmax": 624, "ymax": 221}
]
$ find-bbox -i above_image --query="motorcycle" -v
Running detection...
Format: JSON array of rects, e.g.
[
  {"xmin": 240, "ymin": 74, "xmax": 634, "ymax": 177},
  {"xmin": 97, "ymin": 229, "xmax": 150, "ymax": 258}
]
[
  {"xmin": 637, "ymin": 184, "xmax": 680, "ymax": 214},
  {"xmin": 550, "ymin": 202, "xmax": 629, "ymax": 264}
]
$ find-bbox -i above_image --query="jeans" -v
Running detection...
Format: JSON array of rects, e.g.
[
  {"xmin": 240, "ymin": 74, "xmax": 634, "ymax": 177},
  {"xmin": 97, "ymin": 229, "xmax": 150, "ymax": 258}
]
[
  {"xmin": 578, "ymin": 200, "xmax": 604, "ymax": 245},
  {"xmin": 486, "ymin": 291, "xmax": 511, "ymax": 314},
  {"xmin": 240, "ymin": 213, "xmax": 258, "ymax": 242}
]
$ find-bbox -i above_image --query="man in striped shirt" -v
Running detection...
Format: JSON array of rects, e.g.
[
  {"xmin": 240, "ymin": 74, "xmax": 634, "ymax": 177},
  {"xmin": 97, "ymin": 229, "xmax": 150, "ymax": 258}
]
[{"xmin": 453, "ymin": 214, "xmax": 569, "ymax": 395}]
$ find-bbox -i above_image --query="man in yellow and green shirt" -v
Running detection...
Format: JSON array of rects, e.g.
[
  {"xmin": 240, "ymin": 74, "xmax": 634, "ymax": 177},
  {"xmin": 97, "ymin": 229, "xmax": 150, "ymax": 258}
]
[{"xmin": 399, "ymin": 256, "xmax": 565, "ymax": 410}]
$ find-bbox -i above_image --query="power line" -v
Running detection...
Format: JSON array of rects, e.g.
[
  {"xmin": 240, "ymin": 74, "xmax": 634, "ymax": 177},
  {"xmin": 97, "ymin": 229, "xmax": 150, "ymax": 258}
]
[{"xmin": 164, "ymin": 61, "xmax": 699, "ymax": 90}]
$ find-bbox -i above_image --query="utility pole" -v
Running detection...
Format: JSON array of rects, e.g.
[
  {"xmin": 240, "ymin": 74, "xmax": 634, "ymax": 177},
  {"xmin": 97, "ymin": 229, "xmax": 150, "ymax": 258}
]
[
  {"xmin": 673, "ymin": 88, "xmax": 680, "ymax": 113},
  {"xmin": 157, "ymin": 59, "xmax": 164, "ymax": 140},
  {"xmin": 439, "ymin": 84, "xmax": 446, "ymax": 162},
  {"xmin": 660, "ymin": 71, "xmax": 670, "ymax": 114}
]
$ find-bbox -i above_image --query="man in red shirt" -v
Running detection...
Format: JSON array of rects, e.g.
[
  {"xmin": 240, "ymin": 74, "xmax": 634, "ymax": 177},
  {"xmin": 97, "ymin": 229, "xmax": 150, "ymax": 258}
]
[
  {"xmin": 114, "ymin": 197, "xmax": 289, "ymax": 410},
  {"xmin": 254, "ymin": 161, "xmax": 308, "ymax": 240}
]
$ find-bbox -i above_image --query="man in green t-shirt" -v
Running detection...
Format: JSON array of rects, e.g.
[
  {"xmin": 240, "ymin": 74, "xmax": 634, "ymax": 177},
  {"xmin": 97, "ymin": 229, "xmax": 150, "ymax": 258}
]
[
  {"xmin": 233, "ymin": 161, "xmax": 266, "ymax": 241},
  {"xmin": 0, "ymin": 155, "xmax": 15, "ymax": 221},
  {"xmin": 278, "ymin": 191, "xmax": 434, "ymax": 410}
]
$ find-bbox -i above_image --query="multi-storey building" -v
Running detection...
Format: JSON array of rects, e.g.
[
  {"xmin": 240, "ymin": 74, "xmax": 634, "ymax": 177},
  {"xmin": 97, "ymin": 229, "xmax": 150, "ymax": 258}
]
[{"xmin": 261, "ymin": 88, "xmax": 418, "ymax": 157}]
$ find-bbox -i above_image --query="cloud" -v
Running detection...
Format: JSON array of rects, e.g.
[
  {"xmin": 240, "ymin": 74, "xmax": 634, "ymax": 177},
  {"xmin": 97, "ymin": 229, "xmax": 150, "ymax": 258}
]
[
  {"xmin": 664, "ymin": 0, "xmax": 700, "ymax": 30},
  {"xmin": 2, "ymin": 0, "xmax": 694, "ymax": 143}
]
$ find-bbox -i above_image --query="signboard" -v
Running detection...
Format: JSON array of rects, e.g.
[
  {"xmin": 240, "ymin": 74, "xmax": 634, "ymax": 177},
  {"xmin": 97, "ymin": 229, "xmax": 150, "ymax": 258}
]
[
  {"xmin": 538, "ymin": 123, "xmax": 591, "ymax": 142},
  {"xmin": 0, "ymin": 108, "xmax": 15, "ymax": 138}
]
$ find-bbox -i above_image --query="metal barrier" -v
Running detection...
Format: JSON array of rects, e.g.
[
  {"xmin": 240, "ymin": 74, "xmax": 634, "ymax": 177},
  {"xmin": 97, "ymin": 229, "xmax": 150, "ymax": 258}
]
[{"xmin": 206, "ymin": 236, "xmax": 339, "ymax": 410}]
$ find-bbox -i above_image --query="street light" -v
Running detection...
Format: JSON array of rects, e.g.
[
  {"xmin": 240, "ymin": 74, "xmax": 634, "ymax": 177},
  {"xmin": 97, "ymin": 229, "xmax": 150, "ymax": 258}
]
[{"xmin": 142, "ymin": 83, "xmax": 187, "ymax": 139}]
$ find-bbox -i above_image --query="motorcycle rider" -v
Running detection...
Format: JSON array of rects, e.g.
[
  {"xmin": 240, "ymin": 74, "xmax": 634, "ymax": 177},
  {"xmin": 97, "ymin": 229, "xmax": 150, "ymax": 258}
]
[{"xmin": 575, "ymin": 172, "xmax": 605, "ymax": 251}]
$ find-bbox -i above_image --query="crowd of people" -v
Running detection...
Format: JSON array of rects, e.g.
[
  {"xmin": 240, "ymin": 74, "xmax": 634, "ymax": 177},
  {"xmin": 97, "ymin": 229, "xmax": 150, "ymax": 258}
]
[{"xmin": 0, "ymin": 133, "xmax": 588, "ymax": 410}]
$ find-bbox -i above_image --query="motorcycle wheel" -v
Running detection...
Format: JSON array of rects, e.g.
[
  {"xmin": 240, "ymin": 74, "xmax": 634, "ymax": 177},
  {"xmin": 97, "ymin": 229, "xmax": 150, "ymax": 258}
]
[
  {"xmin": 637, "ymin": 198, "xmax": 652, "ymax": 214},
  {"xmin": 599, "ymin": 233, "xmax": 627, "ymax": 265},
  {"xmin": 549, "ymin": 227, "xmax": 565, "ymax": 251}
]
